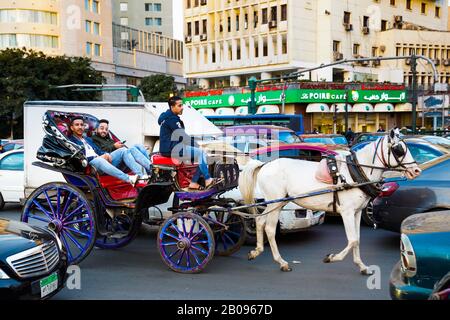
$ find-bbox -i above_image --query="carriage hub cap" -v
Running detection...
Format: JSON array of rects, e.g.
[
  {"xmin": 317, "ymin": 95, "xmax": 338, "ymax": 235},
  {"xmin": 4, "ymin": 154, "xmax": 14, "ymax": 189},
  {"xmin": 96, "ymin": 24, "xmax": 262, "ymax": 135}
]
[
  {"xmin": 49, "ymin": 219, "xmax": 63, "ymax": 233},
  {"xmin": 177, "ymin": 238, "xmax": 190, "ymax": 250}
]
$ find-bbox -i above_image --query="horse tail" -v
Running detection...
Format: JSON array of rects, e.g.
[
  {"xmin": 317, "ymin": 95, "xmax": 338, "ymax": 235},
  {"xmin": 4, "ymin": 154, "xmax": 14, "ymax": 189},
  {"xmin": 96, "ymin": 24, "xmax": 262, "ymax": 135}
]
[{"xmin": 239, "ymin": 160, "xmax": 264, "ymax": 214}]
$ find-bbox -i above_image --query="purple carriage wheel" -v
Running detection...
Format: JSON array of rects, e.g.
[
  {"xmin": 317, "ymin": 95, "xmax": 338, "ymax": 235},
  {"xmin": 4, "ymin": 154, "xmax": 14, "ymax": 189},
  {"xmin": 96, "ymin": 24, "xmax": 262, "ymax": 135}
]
[
  {"xmin": 21, "ymin": 182, "xmax": 96, "ymax": 265},
  {"xmin": 207, "ymin": 210, "xmax": 246, "ymax": 257},
  {"xmin": 95, "ymin": 211, "xmax": 142, "ymax": 249},
  {"xmin": 157, "ymin": 212, "xmax": 215, "ymax": 273}
]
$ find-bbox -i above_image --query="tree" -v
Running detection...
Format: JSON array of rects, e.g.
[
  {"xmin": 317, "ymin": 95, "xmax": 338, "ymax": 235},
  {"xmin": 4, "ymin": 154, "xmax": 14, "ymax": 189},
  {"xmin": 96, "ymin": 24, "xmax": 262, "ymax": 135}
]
[
  {"xmin": 0, "ymin": 48, "xmax": 104, "ymax": 138},
  {"xmin": 139, "ymin": 74, "xmax": 177, "ymax": 102}
]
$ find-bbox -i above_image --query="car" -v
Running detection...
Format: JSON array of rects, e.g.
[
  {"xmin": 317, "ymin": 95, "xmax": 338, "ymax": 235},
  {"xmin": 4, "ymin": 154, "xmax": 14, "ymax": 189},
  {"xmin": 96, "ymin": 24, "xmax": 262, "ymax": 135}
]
[
  {"xmin": 404, "ymin": 135, "xmax": 450, "ymax": 150},
  {"xmin": 0, "ymin": 140, "xmax": 24, "ymax": 154},
  {"xmin": 0, "ymin": 218, "xmax": 68, "ymax": 300},
  {"xmin": 300, "ymin": 134, "xmax": 348, "ymax": 146},
  {"xmin": 222, "ymin": 125, "xmax": 303, "ymax": 148},
  {"xmin": 220, "ymin": 143, "xmax": 338, "ymax": 244},
  {"xmin": 444, "ymin": 133, "xmax": 450, "ymax": 140},
  {"xmin": 0, "ymin": 150, "xmax": 25, "ymax": 210},
  {"xmin": 390, "ymin": 210, "xmax": 450, "ymax": 300},
  {"xmin": 372, "ymin": 154, "xmax": 450, "ymax": 232}
]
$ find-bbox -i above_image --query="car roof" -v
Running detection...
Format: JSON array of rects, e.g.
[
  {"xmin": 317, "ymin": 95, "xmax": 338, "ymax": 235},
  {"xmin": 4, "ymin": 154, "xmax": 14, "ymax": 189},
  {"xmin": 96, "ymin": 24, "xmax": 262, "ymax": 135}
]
[
  {"xmin": 300, "ymin": 134, "xmax": 344, "ymax": 138},
  {"xmin": 251, "ymin": 143, "xmax": 338, "ymax": 155},
  {"xmin": 0, "ymin": 149, "xmax": 24, "ymax": 159},
  {"xmin": 223, "ymin": 125, "xmax": 294, "ymax": 132}
]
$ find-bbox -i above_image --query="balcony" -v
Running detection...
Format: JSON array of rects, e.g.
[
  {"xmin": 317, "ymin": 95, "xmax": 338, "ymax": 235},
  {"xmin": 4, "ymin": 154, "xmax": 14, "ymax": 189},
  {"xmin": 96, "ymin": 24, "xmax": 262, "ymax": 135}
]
[
  {"xmin": 269, "ymin": 20, "xmax": 277, "ymax": 29},
  {"xmin": 333, "ymin": 52, "xmax": 343, "ymax": 61},
  {"xmin": 200, "ymin": 34, "xmax": 207, "ymax": 41}
]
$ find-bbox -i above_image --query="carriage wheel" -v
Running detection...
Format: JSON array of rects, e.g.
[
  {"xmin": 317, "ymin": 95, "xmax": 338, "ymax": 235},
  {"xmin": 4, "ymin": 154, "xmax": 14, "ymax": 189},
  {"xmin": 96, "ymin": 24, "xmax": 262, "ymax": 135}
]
[
  {"xmin": 95, "ymin": 210, "xmax": 142, "ymax": 249},
  {"xmin": 207, "ymin": 211, "xmax": 246, "ymax": 256},
  {"xmin": 21, "ymin": 182, "xmax": 96, "ymax": 265},
  {"xmin": 157, "ymin": 212, "xmax": 215, "ymax": 273}
]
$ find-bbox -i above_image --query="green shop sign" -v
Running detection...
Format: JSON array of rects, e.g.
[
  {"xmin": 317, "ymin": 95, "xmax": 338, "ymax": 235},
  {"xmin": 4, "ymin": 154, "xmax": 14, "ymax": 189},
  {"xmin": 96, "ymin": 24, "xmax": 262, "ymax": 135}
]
[{"xmin": 183, "ymin": 89, "xmax": 407, "ymax": 108}]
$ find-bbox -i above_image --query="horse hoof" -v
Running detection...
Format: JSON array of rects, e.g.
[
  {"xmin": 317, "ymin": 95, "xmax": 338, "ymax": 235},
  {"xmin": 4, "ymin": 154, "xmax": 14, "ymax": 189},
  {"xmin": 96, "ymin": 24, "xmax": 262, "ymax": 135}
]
[
  {"xmin": 360, "ymin": 269, "xmax": 373, "ymax": 276},
  {"xmin": 281, "ymin": 265, "xmax": 292, "ymax": 272},
  {"xmin": 248, "ymin": 252, "xmax": 255, "ymax": 261},
  {"xmin": 323, "ymin": 254, "xmax": 334, "ymax": 263}
]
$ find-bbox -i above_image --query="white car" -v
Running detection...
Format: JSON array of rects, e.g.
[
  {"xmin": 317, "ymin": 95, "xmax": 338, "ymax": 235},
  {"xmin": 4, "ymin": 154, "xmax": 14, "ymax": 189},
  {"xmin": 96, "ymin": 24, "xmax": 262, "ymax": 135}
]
[{"xmin": 0, "ymin": 150, "xmax": 24, "ymax": 210}]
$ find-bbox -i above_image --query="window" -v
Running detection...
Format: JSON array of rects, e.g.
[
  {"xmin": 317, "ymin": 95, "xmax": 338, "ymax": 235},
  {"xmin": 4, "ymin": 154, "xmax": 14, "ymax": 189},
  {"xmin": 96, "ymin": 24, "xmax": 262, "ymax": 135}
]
[
  {"xmin": 0, "ymin": 152, "xmax": 23, "ymax": 171},
  {"xmin": 145, "ymin": 3, "xmax": 152, "ymax": 11},
  {"xmin": 155, "ymin": 18, "xmax": 162, "ymax": 26},
  {"xmin": 253, "ymin": 10, "xmax": 258, "ymax": 28},
  {"xmin": 0, "ymin": 34, "xmax": 58, "ymax": 49},
  {"xmin": 372, "ymin": 47, "xmax": 378, "ymax": 57},
  {"xmin": 435, "ymin": 6, "xmax": 440, "ymax": 18},
  {"xmin": 202, "ymin": 19, "xmax": 207, "ymax": 34},
  {"xmin": 120, "ymin": 2, "xmax": 128, "ymax": 11},
  {"xmin": 390, "ymin": 0, "xmax": 395, "ymax": 6},
  {"xmin": 363, "ymin": 16, "xmax": 369, "ymax": 27},
  {"xmin": 154, "ymin": 3, "xmax": 162, "ymax": 11},
  {"xmin": 194, "ymin": 0, "xmax": 199, "ymax": 6},
  {"xmin": 93, "ymin": 22, "xmax": 100, "ymax": 34},
  {"xmin": 236, "ymin": 15, "xmax": 239, "ymax": 31},
  {"xmin": 244, "ymin": 13, "xmax": 248, "ymax": 29},
  {"xmin": 120, "ymin": 17, "xmax": 128, "ymax": 26},
  {"xmin": 270, "ymin": 6, "xmax": 277, "ymax": 22},
  {"xmin": 406, "ymin": 0, "xmax": 412, "ymax": 10},
  {"xmin": 344, "ymin": 11, "xmax": 351, "ymax": 24},
  {"xmin": 92, "ymin": 1, "xmax": 99, "ymax": 13},
  {"xmin": 186, "ymin": 0, "xmax": 191, "ymax": 9},
  {"xmin": 85, "ymin": 20, "xmax": 91, "ymax": 33},
  {"xmin": 195, "ymin": 20, "xmax": 200, "ymax": 35},
  {"xmin": 282, "ymin": 35, "xmax": 287, "ymax": 54},
  {"xmin": 333, "ymin": 40, "xmax": 340, "ymax": 52},
  {"xmin": 262, "ymin": 8, "xmax": 268, "ymax": 24},
  {"xmin": 0, "ymin": 10, "xmax": 58, "ymax": 25},
  {"xmin": 263, "ymin": 41, "xmax": 268, "ymax": 56},
  {"xmin": 86, "ymin": 42, "xmax": 92, "ymax": 55},
  {"xmin": 227, "ymin": 16, "xmax": 231, "ymax": 32},
  {"xmin": 255, "ymin": 39, "xmax": 259, "ymax": 57},
  {"xmin": 145, "ymin": 17, "xmax": 153, "ymax": 26},
  {"xmin": 85, "ymin": 0, "xmax": 91, "ymax": 11},
  {"xmin": 281, "ymin": 4, "xmax": 287, "ymax": 21},
  {"xmin": 187, "ymin": 22, "xmax": 192, "ymax": 36},
  {"xmin": 381, "ymin": 20, "xmax": 387, "ymax": 31},
  {"xmin": 94, "ymin": 44, "xmax": 101, "ymax": 56},
  {"xmin": 237, "ymin": 46, "xmax": 241, "ymax": 60},
  {"xmin": 421, "ymin": 2, "xmax": 426, "ymax": 14},
  {"xmin": 353, "ymin": 43, "xmax": 360, "ymax": 55}
]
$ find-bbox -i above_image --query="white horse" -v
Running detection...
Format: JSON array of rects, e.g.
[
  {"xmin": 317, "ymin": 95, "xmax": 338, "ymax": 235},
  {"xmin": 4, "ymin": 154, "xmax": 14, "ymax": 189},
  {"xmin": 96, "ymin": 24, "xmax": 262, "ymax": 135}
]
[{"xmin": 239, "ymin": 128, "xmax": 422, "ymax": 274}]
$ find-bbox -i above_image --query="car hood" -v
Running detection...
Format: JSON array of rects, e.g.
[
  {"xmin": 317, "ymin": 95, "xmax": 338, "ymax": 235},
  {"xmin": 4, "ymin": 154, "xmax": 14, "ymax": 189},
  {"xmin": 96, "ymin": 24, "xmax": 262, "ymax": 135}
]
[
  {"xmin": 0, "ymin": 218, "xmax": 54, "ymax": 259},
  {"xmin": 401, "ymin": 210, "xmax": 450, "ymax": 235}
]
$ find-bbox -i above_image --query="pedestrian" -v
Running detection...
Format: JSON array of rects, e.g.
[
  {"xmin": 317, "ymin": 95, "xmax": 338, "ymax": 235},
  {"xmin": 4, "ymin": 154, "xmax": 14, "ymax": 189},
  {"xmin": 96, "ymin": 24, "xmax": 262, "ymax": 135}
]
[
  {"xmin": 345, "ymin": 127, "xmax": 355, "ymax": 143},
  {"xmin": 377, "ymin": 125, "xmax": 385, "ymax": 133},
  {"xmin": 312, "ymin": 128, "xmax": 319, "ymax": 134}
]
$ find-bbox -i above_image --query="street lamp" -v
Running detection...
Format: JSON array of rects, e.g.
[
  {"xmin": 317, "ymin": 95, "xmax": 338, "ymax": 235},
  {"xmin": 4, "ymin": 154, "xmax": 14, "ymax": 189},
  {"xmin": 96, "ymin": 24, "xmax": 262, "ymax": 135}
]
[{"xmin": 248, "ymin": 76, "xmax": 257, "ymax": 114}]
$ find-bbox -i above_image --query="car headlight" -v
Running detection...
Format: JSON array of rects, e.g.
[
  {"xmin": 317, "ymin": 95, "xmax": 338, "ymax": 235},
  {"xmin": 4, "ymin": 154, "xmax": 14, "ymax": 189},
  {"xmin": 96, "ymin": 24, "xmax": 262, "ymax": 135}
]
[
  {"xmin": 0, "ymin": 268, "xmax": 10, "ymax": 279},
  {"xmin": 400, "ymin": 234, "xmax": 417, "ymax": 278}
]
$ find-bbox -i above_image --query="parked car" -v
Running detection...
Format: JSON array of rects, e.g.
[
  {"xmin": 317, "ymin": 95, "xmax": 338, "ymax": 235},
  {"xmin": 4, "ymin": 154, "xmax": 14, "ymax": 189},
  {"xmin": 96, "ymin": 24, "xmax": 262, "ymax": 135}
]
[
  {"xmin": 0, "ymin": 218, "xmax": 68, "ymax": 300},
  {"xmin": 404, "ymin": 135, "xmax": 450, "ymax": 150},
  {"xmin": 372, "ymin": 154, "xmax": 450, "ymax": 232},
  {"xmin": 222, "ymin": 125, "xmax": 303, "ymax": 148},
  {"xmin": 444, "ymin": 133, "xmax": 450, "ymax": 140},
  {"xmin": 390, "ymin": 210, "xmax": 450, "ymax": 300},
  {"xmin": 351, "ymin": 132, "xmax": 388, "ymax": 146},
  {"xmin": 300, "ymin": 134, "xmax": 348, "ymax": 146},
  {"xmin": 0, "ymin": 139, "xmax": 23, "ymax": 154},
  {"xmin": 220, "ymin": 143, "xmax": 339, "ymax": 244},
  {"xmin": 0, "ymin": 150, "xmax": 24, "ymax": 210}
]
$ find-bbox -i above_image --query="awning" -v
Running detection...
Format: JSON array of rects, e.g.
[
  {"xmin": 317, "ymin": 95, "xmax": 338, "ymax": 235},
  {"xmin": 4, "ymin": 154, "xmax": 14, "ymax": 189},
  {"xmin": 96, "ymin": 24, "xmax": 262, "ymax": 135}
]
[
  {"xmin": 235, "ymin": 106, "xmax": 248, "ymax": 115},
  {"xmin": 395, "ymin": 103, "xmax": 412, "ymax": 112},
  {"xmin": 374, "ymin": 103, "xmax": 394, "ymax": 112},
  {"xmin": 198, "ymin": 108, "xmax": 216, "ymax": 116},
  {"xmin": 256, "ymin": 105, "xmax": 280, "ymax": 114},
  {"xmin": 306, "ymin": 103, "xmax": 330, "ymax": 113},
  {"xmin": 330, "ymin": 103, "xmax": 352, "ymax": 113},
  {"xmin": 215, "ymin": 107, "xmax": 235, "ymax": 115},
  {"xmin": 352, "ymin": 103, "xmax": 373, "ymax": 112}
]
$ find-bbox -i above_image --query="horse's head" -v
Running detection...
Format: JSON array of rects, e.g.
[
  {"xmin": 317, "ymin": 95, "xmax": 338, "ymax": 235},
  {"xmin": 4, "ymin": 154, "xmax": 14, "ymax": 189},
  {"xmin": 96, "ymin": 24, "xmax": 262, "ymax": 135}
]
[{"xmin": 385, "ymin": 128, "xmax": 421, "ymax": 180}]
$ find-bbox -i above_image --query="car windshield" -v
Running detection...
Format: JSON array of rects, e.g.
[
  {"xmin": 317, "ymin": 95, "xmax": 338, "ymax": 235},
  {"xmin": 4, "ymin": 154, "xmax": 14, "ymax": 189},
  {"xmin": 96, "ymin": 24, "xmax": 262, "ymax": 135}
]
[
  {"xmin": 407, "ymin": 144, "xmax": 443, "ymax": 164},
  {"xmin": 332, "ymin": 136, "xmax": 348, "ymax": 145},
  {"xmin": 278, "ymin": 131, "xmax": 302, "ymax": 144},
  {"xmin": 421, "ymin": 136, "xmax": 450, "ymax": 148},
  {"xmin": 303, "ymin": 137, "xmax": 335, "ymax": 145}
]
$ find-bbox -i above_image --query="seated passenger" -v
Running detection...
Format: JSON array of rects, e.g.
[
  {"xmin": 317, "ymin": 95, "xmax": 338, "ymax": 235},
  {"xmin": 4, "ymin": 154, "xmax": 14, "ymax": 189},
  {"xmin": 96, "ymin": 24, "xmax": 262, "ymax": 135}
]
[
  {"xmin": 91, "ymin": 119, "xmax": 152, "ymax": 177},
  {"xmin": 68, "ymin": 116, "xmax": 140, "ymax": 186}
]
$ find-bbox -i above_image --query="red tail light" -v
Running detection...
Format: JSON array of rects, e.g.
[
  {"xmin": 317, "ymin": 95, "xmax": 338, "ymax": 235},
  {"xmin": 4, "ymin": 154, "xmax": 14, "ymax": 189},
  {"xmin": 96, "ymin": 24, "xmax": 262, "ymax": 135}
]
[{"xmin": 379, "ymin": 182, "xmax": 399, "ymax": 197}]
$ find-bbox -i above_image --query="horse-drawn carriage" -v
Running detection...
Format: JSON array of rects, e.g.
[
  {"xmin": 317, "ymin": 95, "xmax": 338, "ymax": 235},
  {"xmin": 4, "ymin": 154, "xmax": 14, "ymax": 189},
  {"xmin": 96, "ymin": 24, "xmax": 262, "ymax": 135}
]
[{"xmin": 21, "ymin": 110, "xmax": 243, "ymax": 273}]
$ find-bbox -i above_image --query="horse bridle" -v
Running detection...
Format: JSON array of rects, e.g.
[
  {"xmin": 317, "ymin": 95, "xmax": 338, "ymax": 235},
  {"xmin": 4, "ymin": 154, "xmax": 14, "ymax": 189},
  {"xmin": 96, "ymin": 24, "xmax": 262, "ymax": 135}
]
[{"xmin": 372, "ymin": 135, "xmax": 417, "ymax": 172}]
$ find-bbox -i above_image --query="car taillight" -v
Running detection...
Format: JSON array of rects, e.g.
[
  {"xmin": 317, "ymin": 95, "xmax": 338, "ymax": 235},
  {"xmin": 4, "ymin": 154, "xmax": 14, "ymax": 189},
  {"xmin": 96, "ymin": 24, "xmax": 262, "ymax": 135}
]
[
  {"xmin": 400, "ymin": 234, "xmax": 417, "ymax": 278},
  {"xmin": 379, "ymin": 182, "xmax": 399, "ymax": 197}
]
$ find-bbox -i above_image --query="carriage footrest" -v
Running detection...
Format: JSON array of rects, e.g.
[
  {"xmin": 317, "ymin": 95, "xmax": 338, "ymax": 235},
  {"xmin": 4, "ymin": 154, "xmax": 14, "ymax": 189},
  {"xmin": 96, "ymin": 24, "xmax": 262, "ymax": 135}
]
[{"xmin": 175, "ymin": 188, "xmax": 218, "ymax": 201}]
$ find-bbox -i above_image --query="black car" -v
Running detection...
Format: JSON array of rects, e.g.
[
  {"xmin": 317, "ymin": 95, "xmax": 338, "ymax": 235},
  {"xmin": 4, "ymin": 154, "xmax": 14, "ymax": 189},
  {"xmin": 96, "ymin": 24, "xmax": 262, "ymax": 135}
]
[
  {"xmin": 350, "ymin": 132, "xmax": 387, "ymax": 146},
  {"xmin": 0, "ymin": 218, "xmax": 68, "ymax": 300},
  {"xmin": 372, "ymin": 154, "xmax": 450, "ymax": 232}
]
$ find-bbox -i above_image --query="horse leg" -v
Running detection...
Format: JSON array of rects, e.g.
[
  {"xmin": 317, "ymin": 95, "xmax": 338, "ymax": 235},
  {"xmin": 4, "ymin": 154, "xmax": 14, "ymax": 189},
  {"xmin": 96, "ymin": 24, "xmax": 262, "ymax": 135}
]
[
  {"xmin": 352, "ymin": 210, "xmax": 371, "ymax": 275},
  {"xmin": 323, "ymin": 210, "xmax": 358, "ymax": 265},
  {"xmin": 248, "ymin": 213, "xmax": 267, "ymax": 260},
  {"xmin": 264, "ymin": 205, "xmax": 291, "ymax": 272}
]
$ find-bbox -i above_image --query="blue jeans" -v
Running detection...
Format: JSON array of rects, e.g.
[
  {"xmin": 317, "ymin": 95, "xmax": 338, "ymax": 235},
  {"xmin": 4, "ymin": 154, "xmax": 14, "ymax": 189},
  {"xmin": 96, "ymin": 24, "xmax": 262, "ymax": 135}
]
[
  {"xmin": 182, "ymin": 145, "xmax": 211, "ymax": 183},
  {"xmin": 127, "ymin": 144, "xmax": 151, "ymax": 174},
  {"xmin": 89, "ymin": 155, "xmax": 131, "ymax": 183}
]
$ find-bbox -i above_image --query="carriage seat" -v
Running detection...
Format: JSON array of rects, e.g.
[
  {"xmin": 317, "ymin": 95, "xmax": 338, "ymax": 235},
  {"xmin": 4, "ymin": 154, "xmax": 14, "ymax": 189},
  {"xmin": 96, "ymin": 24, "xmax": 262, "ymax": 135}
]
[{"xmin": 151, "ymin": 154, "xmax": 183, "ymax": 166}]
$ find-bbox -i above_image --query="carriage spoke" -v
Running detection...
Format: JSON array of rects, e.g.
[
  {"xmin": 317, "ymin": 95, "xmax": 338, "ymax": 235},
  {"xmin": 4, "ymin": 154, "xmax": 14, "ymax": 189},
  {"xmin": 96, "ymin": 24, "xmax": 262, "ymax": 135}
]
[
  {"xmin": 226, "ymin": 230, "xmax": 241, "ymax": 238},
  {"xmin": 191, "ymin": 240, "xmax": 209, "ymax": 244},
  {"xmin": 161, "ymin": 242, "xmax": 178, "ymax": 246},
  {"xmin": 162, "ymin": 232, "xmax": 179, "ymax": 241},
  {"xmin": 186, "ymin": 249, "xmax": 191, "ymax": 269},
  {"xmin": 28, "ymin": 214, "xmax": 51, "ymax": 224},
  {"xmin": 60, "ymin": 234, "xmax": 74, "ymax": 261},
  {"xmin": 187, "ymin": 219, "xmax": 196, "ymax": 238},
  {"xmin": 64, "ymin": 226, "xmax": 90, "ymax": 238},
  {"xmin": 169, "ymin": 222, "xmax": 182, "ymax": 237},
  {"xmin": 176, "ymin": 250, "xmax": 186, "ymax": 266},
  {"xmin": 223, "ymin": 232, "xmax": 236, "ymax": 245},
  {"xmin": 191, "ymin": 244, "xmax": 209, "ymax": 255},
  {"xmin": 61, "ymin": 191, "xmax": 74, "ymax": 218},
  {"xmin": 43, "ymin": 190, "xmax": 56, "ymax": 217},
  {"xmin": 181, "ymin": 218, "xmax": 188, "ymax": 237},
  {"xmin": 62, "ymin": 202, "xmax": 85, "ymax": 222},
  {"xmin": 62, "ymin": 230, "xmax": 85, "ymax": 252},
  {"xmin": 167, "ymin": 248, "xmax": 181, "ymax": 260},
  {"xmin": 64, "ymin": 218, "xmax": 91, "ymax": 226},
  {"xmin": 190, "ymin": 248, "xmax": 201, "ymax": 266},
  {"xmin": 32, "ymin": 200, "xmax": 54, "ymax": 221},
  {"xmin": 56, "ymin": 188, "xmax": 61, "ymax": 219},
  {"xmin": 221, "ymin": 234, "xmax": 228, "ymax": 250},
  {"xmin": 189, "ymin": 227, "xmax": 205, "ymax": 241}
]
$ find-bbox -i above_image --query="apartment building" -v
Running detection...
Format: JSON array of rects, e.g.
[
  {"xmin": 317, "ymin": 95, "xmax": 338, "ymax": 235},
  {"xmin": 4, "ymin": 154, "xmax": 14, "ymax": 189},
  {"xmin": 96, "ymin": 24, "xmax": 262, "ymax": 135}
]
[
  {"xmin": 112, "ymin": 0, "xmax": 174, "ymax": 38},
  {"xmin": 184, "ymin": 0, "xmax": 450, "ymax": 88}
]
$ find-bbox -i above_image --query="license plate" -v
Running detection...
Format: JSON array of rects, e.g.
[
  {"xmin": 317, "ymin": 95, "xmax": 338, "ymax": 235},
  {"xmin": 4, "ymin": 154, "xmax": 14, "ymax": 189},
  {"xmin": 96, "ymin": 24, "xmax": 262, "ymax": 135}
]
[{"xmin": 40, "ymin": 273, "xmax": 58, "ymax": 298}]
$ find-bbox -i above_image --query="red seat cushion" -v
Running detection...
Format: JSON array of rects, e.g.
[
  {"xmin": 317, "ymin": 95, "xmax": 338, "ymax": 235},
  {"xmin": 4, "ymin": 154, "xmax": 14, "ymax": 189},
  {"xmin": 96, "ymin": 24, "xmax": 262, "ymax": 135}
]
[
  {"xmin": 98, "ymin": 174, "xmax": 140, "ymax": 200},
  {"xmin": 151, "ymin": 154, "xmax": 182, "ymax": 166}
]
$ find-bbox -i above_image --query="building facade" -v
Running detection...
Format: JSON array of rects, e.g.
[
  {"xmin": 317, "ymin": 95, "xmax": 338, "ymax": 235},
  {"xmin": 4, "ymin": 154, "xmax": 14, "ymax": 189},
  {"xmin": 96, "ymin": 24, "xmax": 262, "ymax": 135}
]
[
  {"xmin": 184, "ymin": 0, "xmax": 450, "ymax": 88},
  {"xmin": 112, "ymin": 0, "xmax": 174, "ymax": 38}
]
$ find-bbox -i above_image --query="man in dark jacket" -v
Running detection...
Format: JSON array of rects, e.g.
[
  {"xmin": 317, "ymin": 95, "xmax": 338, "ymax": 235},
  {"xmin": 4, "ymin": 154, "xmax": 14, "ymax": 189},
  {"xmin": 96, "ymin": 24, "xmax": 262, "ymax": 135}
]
[
  {"xmin": 158, "ymin": 96, "xmax": 214, "ymax": 190},
  {"xmin": 92, "ymin": 119, "xmax": 152, "ymax": 176},
  {"xmin": 68, "ymin": 116, "xmax": 138, "ymax": 185}
]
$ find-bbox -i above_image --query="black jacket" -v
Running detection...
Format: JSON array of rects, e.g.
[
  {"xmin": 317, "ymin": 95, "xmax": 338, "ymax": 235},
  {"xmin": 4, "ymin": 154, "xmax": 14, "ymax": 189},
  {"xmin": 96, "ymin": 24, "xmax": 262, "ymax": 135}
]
[
  {"xmin": 91, "ymin": 134, "xmax": 116, "ymax": 153},
  {"xmin": 158, "ymin": 109, "xmax": 198, "ymax": 157}
]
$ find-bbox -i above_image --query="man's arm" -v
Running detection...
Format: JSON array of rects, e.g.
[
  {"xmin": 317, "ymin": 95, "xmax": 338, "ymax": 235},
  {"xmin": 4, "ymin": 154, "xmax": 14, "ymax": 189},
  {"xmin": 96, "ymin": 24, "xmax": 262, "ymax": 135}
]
[{"xmin": 86, "ymin": 137, "xmax": 106, "ymax": 156}]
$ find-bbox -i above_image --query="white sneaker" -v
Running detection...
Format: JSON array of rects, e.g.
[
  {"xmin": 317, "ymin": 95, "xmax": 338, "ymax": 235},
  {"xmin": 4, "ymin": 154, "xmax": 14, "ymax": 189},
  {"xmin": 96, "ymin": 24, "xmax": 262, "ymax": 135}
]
[
  {"xmin": 139, "ymin": 174, "xmax": 149, "ymax": 180},
  {"xmin": 129, "ymin": 175, "xmax": 138, "ymax": 186}
]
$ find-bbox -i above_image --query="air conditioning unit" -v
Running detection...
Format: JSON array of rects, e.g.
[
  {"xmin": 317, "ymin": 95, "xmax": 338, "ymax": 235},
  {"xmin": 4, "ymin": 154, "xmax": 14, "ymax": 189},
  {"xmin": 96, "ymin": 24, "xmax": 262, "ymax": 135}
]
[
  {"xmin": 200, "ymin": 34, "xmax": 207, "ymax": 41},
  {"xmin": 372, "ymin": 60, "xmax": 381, "ymax": 66},
  {"xmin": 333, "ymin": 52, "xmax": 344, "ymax": 61},
  {"xmin": 344, "ymin": 23, "xmax": 353, "ymax": 31},
  {"xmin": 443, "ymin": 59, "xmax": 450, "ymax": 66},
  {"xmin": 433, "ymin": 59, "xmax": 440, "ymax": 66},
  {"xmin": 360, "ymin": 60, "xmax": 369, "ymax": 66},
  {"xmin": 200, "ymin": 0, "xmax": 207, "ymax": 5},
  {"xmin": 379, "ymin": 45, "xmax": 386, "ymax": 53},
  {"xmin": 405, "ymin": 58, "xmax": 411, "ymax": 65},
  {"xmin": 269, "ymin": 20, "xmax": 277, "ymax": 28},
  {"xmin": 362, "ymin": 26, "xmax": 370, "ymax": 34},
  {"xmin": 394, "ymin": 15, "xmax": 403, "ymax": 23},
  {"xmin": 185, "ymin": 35, "xmax": 192, "ymax": 43}
]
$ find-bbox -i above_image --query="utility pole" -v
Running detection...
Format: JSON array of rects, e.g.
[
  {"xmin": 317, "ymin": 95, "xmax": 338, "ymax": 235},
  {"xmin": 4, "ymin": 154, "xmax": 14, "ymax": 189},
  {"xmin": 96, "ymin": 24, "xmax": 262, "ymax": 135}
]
[
  {"xmin": 248, "ymin": 76, "xmax": 257, "ymax": 114},
  {"xmin": 411, "ymin": 51, "xmax": 418, "ymax": 134}
]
